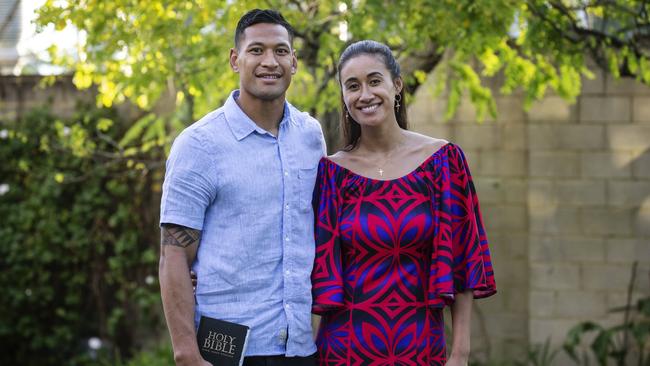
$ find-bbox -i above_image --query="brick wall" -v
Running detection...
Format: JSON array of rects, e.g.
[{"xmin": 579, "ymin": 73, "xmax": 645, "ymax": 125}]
[{"xmin": 410, "ymin": 69, "xmax": 650, "ymax": 364}]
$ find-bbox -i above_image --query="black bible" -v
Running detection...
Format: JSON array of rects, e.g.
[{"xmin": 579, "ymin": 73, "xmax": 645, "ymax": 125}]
[{"xmin": 197, "ymin": 316, "xmax": 251, "ymax": 366}]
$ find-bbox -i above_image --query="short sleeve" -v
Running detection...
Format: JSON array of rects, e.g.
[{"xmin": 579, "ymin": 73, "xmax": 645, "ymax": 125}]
[
  {"xmin": 300, "ymin": 110, "xmax": 327, "ymax": 156},
  {"xmin": 311, "ymin": 159, "xmax": 344, "ymax": 314},
  {"xmin": 160, "ymin": 130, "xmax": 217, "ymax": 230},
  {"xmin": 428, "ymin": 144, "xmax": 496, "ymax": 306}
]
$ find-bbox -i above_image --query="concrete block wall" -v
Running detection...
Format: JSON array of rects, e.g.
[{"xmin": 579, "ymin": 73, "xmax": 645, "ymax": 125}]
[
  {"xmin": 0, "ymin": 75, "xmax": 86, "ymax": 120},
  {"xmin": 527, "ymin": 89, "xmax": 606, "ymax": 347},
  {"xmin": 409, "ymin": 67, "xmax": 650, "ymax": 364},
  {"xmin": 410, "ymin": 83, "xmax": 530, "ymax": 361},
  {"xmin": 527, "ymin": 71, "xmax": 650, "ymax": 364},
  {"xmin": 0, "ymin": 75, "xmax": 141, "ymax": 122}
]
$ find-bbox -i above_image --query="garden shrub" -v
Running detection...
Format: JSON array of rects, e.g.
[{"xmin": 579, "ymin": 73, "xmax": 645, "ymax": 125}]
[{"xmin": 0, "ymin": 105, "xmax": 166, "ymax": 365}]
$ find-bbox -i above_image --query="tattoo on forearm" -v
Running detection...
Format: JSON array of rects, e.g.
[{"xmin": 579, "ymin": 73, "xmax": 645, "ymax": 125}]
[{"xmin": 161, "ymin": 224, "xmax": 201, "ymax": 248}]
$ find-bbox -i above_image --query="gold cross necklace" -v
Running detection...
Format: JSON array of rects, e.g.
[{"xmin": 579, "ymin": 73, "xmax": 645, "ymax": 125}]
[{"xmin": 375, "ymin": 138, "xmax": 406, "ymax": 177}]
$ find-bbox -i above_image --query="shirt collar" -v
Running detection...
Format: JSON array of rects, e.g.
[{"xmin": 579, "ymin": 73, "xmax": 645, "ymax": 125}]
[{"xmin": 224, "ymin": 90, "xmax": 292, "ymax": 141}]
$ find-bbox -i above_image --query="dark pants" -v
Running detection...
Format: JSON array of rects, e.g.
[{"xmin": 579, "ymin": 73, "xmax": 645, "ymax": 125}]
[{"xmin": 243, "ymin": 353, "xmax": 316, "ymax": 366}]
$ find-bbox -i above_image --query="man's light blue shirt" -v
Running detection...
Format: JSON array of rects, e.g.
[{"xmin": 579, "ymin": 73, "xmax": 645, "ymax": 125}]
[{"xmin": 160, "ymin": 90, "xmax": 325, "ymax": 356}]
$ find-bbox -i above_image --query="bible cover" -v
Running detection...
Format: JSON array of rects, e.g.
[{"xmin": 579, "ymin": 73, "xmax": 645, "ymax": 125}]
[{"xmin": 197, "ymin": 315, "xmax": 250, "ymax": 366}]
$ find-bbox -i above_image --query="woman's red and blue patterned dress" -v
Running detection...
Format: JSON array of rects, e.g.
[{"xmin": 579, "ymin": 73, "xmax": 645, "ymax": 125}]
[{"xmin": 311, "ymin": 143, "xmax": 496, "ymax": 365}]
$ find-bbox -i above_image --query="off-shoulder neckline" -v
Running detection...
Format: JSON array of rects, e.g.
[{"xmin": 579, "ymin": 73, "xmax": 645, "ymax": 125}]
[{"xmin": 322, "ymin": 143, "xmax": 452, "ymax": 182}]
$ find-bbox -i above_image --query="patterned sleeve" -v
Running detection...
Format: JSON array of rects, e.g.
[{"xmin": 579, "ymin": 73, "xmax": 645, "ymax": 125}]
[
  {"xmin": 311, "ymin": 159, "xmax": 344, "ymax": 314},
  {"xmin": 428, "ymin": 144, "xmax": 496, "ymax": 306}
]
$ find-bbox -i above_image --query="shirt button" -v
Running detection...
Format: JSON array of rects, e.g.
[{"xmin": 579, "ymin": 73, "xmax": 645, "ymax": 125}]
[
  {"xmin": 285, "ymin": 270, "xmax": 291, "ymax": 275},
  {"xmin": 284, "ymin": 171, "xmax": 289, "ymax": 177},
  {"xmin": 285, "ymin": 236, "xmax": 290, "ymax": 242},
  {"xmin": 285, "ymin": 204, "xmax": 290, "ymax": 210},
  {"xmin": 285, "ymin": 303, "xmax": 291, "ymax": 309}
]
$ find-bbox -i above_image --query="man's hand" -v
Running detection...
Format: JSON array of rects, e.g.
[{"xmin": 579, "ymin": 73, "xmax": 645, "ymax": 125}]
[{"xmin": 174, "ymin": 353, "xmax": 212, "ymax": 366}]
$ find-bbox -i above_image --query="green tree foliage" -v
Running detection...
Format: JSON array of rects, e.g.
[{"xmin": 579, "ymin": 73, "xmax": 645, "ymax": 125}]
[
  {"xmin": 0, "ymin": 106, "xmax": 164, "ymax": 365},
  {"xmin": 36, "ymin": 0, "xmax": 650, "ymax": 149}
]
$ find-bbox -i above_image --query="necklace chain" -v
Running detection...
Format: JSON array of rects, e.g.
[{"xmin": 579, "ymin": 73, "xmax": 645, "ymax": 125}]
[{"xmin": 375, "ymin": 140, "xmax": 406, "ymax": 177}]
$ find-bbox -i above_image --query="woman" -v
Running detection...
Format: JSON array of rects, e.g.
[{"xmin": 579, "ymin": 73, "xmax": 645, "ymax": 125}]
[{"xmin": 311, "ymin": 40, "xmax": 496, "ymax": 365}]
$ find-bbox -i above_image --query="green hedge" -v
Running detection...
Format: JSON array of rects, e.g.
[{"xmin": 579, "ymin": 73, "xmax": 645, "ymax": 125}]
[{"xmin": 0, "ymin": 105, "xmax": 167, "ymax": 365}]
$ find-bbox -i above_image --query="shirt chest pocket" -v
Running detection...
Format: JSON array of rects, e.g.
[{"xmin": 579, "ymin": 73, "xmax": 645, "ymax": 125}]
[{"xmin": 297, "ymin": 167, "xmax": 318, "ymax": 213}]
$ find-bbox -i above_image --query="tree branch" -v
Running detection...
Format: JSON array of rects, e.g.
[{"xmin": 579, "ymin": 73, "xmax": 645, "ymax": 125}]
[
  {"xmin": 399, "ymin": 42, "xmax": 445, "ymax": 95},
  {"xmin": 527, "ymin": 0, "xmax": 650, "ymax": 79}
]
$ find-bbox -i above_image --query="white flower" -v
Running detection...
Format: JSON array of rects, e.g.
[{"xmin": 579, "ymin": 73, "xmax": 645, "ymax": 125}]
[
  {"xmin": 62, "ymin": 126, "xmax": 71, "ymax": 136},
  {"xmin": 145, "ymin": 275, "xmax": 155, "ymax": 285},
  {"xmin": 25, "ymin": 288, "xmax": 32, "ymax": 297},
  {"xmin": 88, "ymin": 337, "xmax": 102, "ymax": 350},
  {"xmin": 0, "ymin": 130, "xmax": 7, "ymax": 139},
  {"xmin": 0, "ymin": 184, "xmax": 9, "ymax": 196}
]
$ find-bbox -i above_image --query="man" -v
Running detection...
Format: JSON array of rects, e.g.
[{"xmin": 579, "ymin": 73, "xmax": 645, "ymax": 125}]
[{"xmin": 159, "ymin": 9, "xmax": 325, "ymax": 366}]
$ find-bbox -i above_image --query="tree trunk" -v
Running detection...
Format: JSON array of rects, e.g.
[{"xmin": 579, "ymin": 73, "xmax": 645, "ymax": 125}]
[{"xmin": 318, "ymin": 108, "xmax": 342, "ymax": 154}]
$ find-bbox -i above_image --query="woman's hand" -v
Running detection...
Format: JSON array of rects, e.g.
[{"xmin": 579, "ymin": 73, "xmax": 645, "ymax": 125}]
[
  {"xmin": 445, "ymin": 354, "xmax": 469, "ymax": 366},
  {"xmin": 311, "ymin": 314, "xmax": 321, "ymax": 341},
  {"xmin": 447, "ymin": 290, "xmax": 473, "ymax": 366},
  {"xmin": 190, "ymin": 270, "xmax": 197, "ymax": 291}
]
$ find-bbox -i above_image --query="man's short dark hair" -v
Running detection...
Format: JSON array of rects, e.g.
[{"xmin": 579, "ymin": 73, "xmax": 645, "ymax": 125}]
[{"xmin": 234, "ymin": 9, "xmax": 295, "ymax": 49}]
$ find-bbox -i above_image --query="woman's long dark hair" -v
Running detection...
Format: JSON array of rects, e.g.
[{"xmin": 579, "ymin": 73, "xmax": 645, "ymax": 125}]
[{"xmin": 337, "ymin": 40, "xmax": 408, "ymax": 150}]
